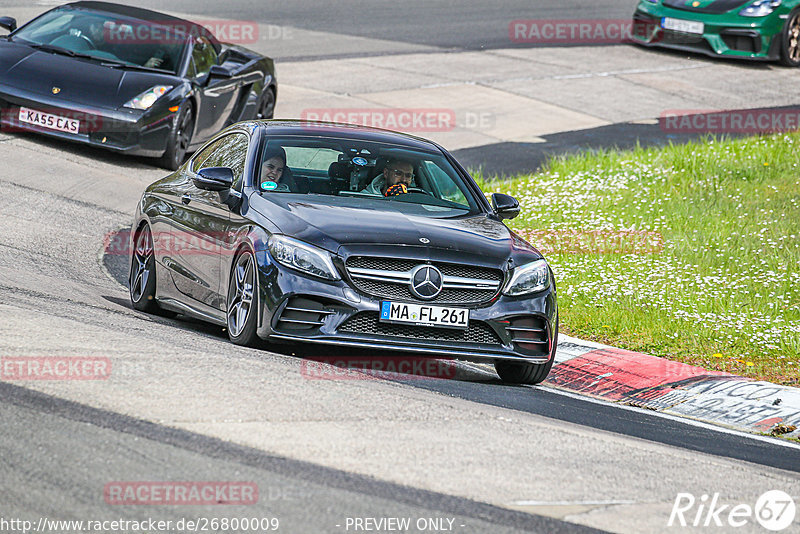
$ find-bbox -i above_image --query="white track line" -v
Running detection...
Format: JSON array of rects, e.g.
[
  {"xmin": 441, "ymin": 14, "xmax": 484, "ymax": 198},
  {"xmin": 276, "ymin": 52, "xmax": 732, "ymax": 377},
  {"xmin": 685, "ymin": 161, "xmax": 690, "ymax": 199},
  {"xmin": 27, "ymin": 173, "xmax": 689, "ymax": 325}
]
[{"xmin": 510, "ymin": 500, "xmax": 637, "ymax": 506}]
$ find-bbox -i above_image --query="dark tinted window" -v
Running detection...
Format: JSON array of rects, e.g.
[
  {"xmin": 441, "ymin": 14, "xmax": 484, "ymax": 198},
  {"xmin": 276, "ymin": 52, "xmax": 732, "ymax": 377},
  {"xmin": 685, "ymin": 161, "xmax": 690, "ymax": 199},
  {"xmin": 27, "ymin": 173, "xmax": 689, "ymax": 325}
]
[
  {"xmin": 186, "ymin": 57, "xmax": 196, "ymax": 78},
  {"xmin": 191, "ymin": 137, "xmax": 226, "ymax": 173},
  {"xmin": 191, "ymin": 36, "xmax": 217, "ymax": 77},
  {"xmin": 256, "ymin": 136, "xmax": 480, "ymax": 217},
  {"xmin": 192, "ymin": 133, "xmax": 249, "ymax": 188},
  {"xmin": 12, "ymin": 6, "xmax": 186, "ymax": 73}
]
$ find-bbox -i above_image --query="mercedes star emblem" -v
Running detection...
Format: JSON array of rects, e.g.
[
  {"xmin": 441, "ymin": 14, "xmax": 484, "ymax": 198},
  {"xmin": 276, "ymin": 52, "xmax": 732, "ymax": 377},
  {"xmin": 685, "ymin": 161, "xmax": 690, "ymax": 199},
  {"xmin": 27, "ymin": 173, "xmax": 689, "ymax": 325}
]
[{"xmin": 409, "ymin": 265, "xmax": 443, "ymax": 300}]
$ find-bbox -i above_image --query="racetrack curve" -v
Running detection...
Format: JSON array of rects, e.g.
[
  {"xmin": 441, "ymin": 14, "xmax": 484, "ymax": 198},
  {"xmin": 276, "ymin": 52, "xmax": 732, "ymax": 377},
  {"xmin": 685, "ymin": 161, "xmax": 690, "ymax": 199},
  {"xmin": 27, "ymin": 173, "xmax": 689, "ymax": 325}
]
[
  {"xmin": 2, "ymin": 1, "xmax": 800, "ymax": 531},
  {"xmin": 1, "ymin": 129, "xmax": 799, "ymax": 533}
]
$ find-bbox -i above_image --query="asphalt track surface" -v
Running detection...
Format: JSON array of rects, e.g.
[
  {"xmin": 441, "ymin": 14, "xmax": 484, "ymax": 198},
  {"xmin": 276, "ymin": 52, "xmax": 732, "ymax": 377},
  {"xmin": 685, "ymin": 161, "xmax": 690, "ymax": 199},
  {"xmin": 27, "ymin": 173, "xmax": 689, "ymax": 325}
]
[
  {"xmin": 69, "ymin": 0, "xmax": 637, "ymax": 52},
  {"xmin": 0, "ymin": 382, "xmax": 599, "ymax": 534},
  {"xmin": 65, "ymin": 238, "xmax": 800, "ymax": 480},
  {"xmin": 96, "ymin": 245, "xmax": 800, "ymax": 476},
  {"xmin": 2, "ymin": 2, "xmax": 800, "ymax": 533}
]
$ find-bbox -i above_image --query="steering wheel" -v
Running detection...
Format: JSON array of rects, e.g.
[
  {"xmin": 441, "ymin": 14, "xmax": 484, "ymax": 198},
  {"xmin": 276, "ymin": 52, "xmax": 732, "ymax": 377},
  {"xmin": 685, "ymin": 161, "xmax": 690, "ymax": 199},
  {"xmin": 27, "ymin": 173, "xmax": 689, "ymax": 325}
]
[
  {"xmin": 76, "ymin": 31, "xmax": 97, "ymax": 49},
  {"xmin": 407, "ymin": 187, "xmax": 431, "ymax": 195}
]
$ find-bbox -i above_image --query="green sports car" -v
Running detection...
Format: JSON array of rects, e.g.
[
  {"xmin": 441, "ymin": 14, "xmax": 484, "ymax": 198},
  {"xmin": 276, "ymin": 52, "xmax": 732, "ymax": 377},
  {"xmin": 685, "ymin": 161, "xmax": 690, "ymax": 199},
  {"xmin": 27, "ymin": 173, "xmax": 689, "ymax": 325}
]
[{"xmin": 631, "ymin": 0, "xmax": 800, "ymax": 65}]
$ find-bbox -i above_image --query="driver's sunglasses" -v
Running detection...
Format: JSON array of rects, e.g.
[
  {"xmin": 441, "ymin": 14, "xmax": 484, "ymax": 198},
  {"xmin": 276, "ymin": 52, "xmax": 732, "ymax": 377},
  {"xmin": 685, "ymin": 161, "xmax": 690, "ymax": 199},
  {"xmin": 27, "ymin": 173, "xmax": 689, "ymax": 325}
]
[{"xmin": 391, "ymin": 169, "xmax": 414, "ymax": 179}]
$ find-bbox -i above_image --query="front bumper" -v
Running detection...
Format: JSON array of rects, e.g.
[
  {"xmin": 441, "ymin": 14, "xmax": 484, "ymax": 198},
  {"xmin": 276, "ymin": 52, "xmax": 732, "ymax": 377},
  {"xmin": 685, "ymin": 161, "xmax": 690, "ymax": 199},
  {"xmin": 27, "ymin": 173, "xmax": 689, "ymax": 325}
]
[
  {"xmin": 0, "ymin": 86, "xmax": 175, "ymax": 157},
  {"xmin": 254, "ymin": 251, "xmax": 558, "ymax": 364},
  {"xmin": 630, "ymin": 5, "xmax": 784, "ymax": 60}
]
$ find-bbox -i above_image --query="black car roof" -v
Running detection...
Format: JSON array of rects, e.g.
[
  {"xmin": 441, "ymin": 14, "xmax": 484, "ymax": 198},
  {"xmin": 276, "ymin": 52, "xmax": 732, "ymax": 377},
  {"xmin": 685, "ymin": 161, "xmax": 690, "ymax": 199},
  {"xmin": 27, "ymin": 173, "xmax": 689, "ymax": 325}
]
[
  {"xmin": 256, "ymin": 120, "xmax": 444, "ymax": 152},
  {"xmin": 66, "ymin": 1, "xmax": 221, "ymax": 50}
]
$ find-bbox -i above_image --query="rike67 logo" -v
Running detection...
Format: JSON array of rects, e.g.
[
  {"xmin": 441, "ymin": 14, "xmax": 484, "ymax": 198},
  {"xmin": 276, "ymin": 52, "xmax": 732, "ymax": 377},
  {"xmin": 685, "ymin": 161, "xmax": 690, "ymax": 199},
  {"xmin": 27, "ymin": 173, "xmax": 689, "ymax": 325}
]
[{"xmin": 669, "ymin": 491, "xmax": 796, "ymax": 531}]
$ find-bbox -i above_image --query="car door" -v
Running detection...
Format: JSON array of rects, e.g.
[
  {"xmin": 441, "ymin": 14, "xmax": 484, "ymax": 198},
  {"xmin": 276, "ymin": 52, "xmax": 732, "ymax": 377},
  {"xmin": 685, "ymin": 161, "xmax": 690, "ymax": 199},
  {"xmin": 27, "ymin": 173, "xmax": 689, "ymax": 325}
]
[
  {"xmin": 190, "ymin": 36, "xmax": 240, "ymax": 142},
  {"xmin": 217, "ymin": 133, "xmax": 257, "ymax": 308},
  {"xmin": 169, "ymin": 133, "xmax": 247, "ymax": 310}
]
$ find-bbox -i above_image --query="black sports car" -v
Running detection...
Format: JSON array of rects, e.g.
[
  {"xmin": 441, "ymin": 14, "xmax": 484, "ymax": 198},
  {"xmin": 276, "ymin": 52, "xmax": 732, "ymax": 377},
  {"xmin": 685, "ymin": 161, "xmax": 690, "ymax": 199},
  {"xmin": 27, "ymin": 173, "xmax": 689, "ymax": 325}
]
[
  {"xmin": 0, "ymin": 2, "xmax": 276, "ymax": 169},
  {"xmin": 129, "ymin": 121, "xmax": 558, "ymax": 384}
]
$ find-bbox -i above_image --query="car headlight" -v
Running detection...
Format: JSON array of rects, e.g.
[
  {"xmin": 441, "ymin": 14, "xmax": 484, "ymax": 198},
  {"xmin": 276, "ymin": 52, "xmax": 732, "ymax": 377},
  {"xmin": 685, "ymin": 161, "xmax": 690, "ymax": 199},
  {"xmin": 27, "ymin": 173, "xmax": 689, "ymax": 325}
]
[
  {"xmin": 503, "ymin": 259, "xmax": 551, "ymax": 296},
  {"xmin": 123, "ymin": 85, "xmax": 172, "ymax": 110},
  {"xmin": 739, "ymin": 0, "xmax": 781, "ymax": 16},
  {"xmin": 268, "ymin": 235, "xmax": 340, "ymax": 281}
]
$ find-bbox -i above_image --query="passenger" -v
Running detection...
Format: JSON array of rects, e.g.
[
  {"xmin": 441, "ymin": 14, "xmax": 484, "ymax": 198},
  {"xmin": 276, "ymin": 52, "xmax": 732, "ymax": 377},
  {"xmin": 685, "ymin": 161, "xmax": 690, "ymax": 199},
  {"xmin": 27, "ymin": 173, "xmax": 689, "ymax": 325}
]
[
  {"xmin": 261, "ymin": 146, "xmax": 285, "ymax": 183},
  {"xmin": 260, "ymin": 147, "xmax": 309, "ymax": 193},
  {"xmin": 362, "ymin": 158, "xmax": 414, "ymax": 196}
]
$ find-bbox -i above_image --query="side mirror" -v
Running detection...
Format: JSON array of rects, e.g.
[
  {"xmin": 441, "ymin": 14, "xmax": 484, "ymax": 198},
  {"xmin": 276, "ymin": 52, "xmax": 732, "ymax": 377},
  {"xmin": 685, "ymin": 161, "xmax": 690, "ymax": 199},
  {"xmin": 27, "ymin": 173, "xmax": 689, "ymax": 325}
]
[
  {"xmin": 193, "ymin": 166, "xmax": 233, "ymax": 192},
  {"xmin": 0, "ymin": 16, "xmax": 17, "ymax": 32},
  {"xmin": 208, "ymin": 64, "xmax": 233, "ymax": 78},
  {"xmin": 491, "ymin": 193, "xmax": 520, "ymax": 221}
]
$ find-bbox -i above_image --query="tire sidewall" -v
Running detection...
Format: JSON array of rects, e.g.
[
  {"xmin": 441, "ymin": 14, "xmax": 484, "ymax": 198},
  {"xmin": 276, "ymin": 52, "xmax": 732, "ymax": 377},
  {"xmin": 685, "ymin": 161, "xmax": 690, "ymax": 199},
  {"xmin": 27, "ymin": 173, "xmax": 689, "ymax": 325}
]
[
  {"xmin": 494, "ymin": 316, "xmax": 558, "ymax": 385},
  {"xmin": 161, "ymin": 102, "xmax": 194, "ymax": 170},
  {"xmin": 129, "ymin": 225, "xmax": 158, "ymax": 312},
  {"xmin": 258, "ymin": 88, "xmax": 275, "ymax": 120},
  {"xmin": 227, "ymin": 249, "xmax": 260, "ymax": 345},
  {"xmin": 780, "ymin": 9, "xmax": 800, "ymax": 67}
]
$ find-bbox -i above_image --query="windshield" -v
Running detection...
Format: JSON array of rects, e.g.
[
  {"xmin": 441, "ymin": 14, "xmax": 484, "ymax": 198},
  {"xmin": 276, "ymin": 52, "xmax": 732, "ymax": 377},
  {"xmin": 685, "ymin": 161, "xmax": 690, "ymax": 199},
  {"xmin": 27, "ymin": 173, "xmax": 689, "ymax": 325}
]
[
  {"xmin": 256, "ymin": 135, "xmax": 481, "ymax": 218},
  {"xmin": 12, "ymin": 6, "xmax": 187, "ymax": 73}
]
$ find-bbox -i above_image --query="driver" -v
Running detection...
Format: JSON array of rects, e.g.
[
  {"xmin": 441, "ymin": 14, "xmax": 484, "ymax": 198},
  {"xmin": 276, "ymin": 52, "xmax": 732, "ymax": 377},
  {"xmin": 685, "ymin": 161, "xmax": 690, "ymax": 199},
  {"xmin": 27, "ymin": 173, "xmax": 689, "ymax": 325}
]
[
  {"xmin": 79, "ymin": 19, "xmax": 168, "ymax": 69},
  {"xmin": 64, "ymin": 18, "xmax": 107, "ymax": 50},
  {"xmin": 361, "ymin": 158, "xmax": 415, "ymax": 196},
  {"xmin": 84, "ymin": 20, "xmax": 105, "ymax": 46}
]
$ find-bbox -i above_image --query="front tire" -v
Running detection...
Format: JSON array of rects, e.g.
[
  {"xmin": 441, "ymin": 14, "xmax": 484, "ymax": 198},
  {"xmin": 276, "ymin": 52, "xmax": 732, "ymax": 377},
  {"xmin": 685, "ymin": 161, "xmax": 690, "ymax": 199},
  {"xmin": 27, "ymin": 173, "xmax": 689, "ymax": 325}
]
[
  {"xmin": 256, "ymin": 87, "xmax": 276, "ymax": 120},
  {"xmin": 495, "ymin": 322, "xmax": 558, "ymax": 385},
  {"xmin": 779, "ymin": 9, "xmax": 800, "ymax": 67},
  {"xmin": 129, "ymin": 225, "xmax": 174, "ymax": 317},
  {"xmin": 226, "ymin": 250, "xmax": 260, "ymax": 346},
  {"xmin": 158, "ymin": 102, "xmax": 194, "ymax": 171}
]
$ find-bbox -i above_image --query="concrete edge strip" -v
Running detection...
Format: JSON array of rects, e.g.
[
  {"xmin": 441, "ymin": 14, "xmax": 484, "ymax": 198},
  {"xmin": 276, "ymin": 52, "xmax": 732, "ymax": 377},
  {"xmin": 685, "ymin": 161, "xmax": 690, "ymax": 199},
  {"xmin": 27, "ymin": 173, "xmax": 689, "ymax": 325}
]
[{"xmin": 549, "ymin": 335, "xmax": 800, "ymax": 439}]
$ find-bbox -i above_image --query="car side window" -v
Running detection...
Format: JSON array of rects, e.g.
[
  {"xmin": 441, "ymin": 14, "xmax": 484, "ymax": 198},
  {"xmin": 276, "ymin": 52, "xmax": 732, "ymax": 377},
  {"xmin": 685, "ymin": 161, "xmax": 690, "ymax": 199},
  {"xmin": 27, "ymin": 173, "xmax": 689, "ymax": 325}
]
[
  {"xmin": 191, "ymin": 133, "xmax": 249, "ymax": 189},
  {"xmin": 185, "ymin": 57, "xmax": 196, "ymax": 79},
  {"xmin": 207, "ymin": 134, "xmax": 249, "ymax": 189},
  {"xmin": 191, "ymin": 137, "xmax": 226, "ymax": 174},
  {"xmin": 422, "ymin": 161, "xmax": 469, "ymax": 206},
  {"xmin": 191, "ymin": 36, "xmax": 217, "ymax": 77},
  {"xmin": 284, "ymin": 147, "xmax": 342, "ymax": 172}
]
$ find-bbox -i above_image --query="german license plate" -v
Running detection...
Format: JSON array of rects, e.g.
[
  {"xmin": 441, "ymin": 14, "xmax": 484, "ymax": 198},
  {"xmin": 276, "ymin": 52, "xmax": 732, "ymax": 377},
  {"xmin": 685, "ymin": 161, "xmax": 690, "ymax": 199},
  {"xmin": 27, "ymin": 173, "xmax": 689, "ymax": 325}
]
[
  {"xmin": 661, "ymin": 17, "xmax": 704, "ymax": 35},
  {"xmin": 18, "ymin": 106, "xmax": 80, "ymax": 134},
  {"xmin": 380, "ymin": 301, "xmax": 469, "ymax": 329}
]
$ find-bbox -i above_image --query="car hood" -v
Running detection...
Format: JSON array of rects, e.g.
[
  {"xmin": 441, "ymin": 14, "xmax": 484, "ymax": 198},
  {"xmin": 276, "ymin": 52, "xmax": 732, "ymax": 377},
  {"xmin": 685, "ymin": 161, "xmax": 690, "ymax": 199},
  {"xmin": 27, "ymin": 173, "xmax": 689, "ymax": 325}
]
[
  {"xmin": 0, "ymin": 41, "xmax": 178, "ymax": 109},
  {"xmin": 250, "ymin": 195, "xmax": 543, "ymax": 268},
  {"xmin": 661, "ymin": 0, "xmax": 751, "ymax": 14}
]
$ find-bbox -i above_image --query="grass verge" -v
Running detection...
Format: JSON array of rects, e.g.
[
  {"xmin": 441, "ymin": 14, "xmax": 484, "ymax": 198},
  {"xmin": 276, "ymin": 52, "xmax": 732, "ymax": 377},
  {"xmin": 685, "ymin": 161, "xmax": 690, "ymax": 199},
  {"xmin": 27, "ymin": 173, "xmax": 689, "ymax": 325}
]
[{"xmin": 476, "ymin": 134, "xmax": 800, "ymax": 385}]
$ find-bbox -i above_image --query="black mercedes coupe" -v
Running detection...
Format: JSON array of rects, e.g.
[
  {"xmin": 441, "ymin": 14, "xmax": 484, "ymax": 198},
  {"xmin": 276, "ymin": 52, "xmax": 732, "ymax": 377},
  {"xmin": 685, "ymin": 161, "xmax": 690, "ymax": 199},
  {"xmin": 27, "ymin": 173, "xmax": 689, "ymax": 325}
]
[
  {"xmin": 128, "ymin": 121, "xmax": 558, "ymax": 384},
  {"xmin": 0, "ymin": 2, "xmax": 276, "ymax": 169}
]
